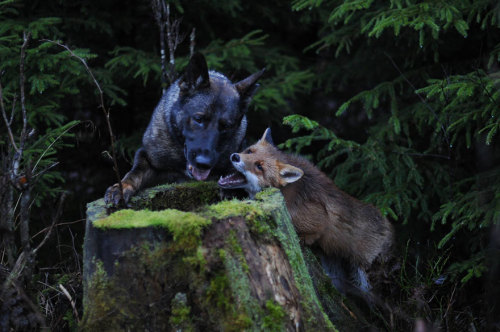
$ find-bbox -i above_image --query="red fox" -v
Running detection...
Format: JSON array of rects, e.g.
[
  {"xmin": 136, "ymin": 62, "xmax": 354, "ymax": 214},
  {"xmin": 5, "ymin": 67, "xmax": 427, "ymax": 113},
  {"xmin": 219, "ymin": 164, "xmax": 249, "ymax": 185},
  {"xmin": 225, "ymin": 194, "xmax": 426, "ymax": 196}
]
[{"xmin": 218, "ymin": 128, "xmax": 393, "ymax": 294}]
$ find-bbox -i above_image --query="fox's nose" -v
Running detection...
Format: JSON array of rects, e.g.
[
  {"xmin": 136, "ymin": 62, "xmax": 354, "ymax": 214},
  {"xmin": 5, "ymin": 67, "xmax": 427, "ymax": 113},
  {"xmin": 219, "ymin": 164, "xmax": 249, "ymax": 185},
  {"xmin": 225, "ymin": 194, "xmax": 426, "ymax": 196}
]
[{"xmin": 230, "ymin": 153, "xmax": 240, "ymax": 162}]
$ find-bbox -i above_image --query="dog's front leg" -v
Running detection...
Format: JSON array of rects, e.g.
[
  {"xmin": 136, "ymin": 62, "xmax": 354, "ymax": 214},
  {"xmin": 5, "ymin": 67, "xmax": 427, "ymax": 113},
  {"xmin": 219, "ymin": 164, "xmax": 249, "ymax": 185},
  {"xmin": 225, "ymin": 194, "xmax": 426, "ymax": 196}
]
[{"xmin": 104, "ymin": 147, "xmax": 157, "ymax": 206}]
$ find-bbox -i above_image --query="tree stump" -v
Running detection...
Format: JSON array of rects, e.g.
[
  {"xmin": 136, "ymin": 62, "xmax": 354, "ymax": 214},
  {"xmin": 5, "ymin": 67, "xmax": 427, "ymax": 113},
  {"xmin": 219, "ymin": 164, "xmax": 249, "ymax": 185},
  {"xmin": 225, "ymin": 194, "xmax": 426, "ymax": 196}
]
[{"xmin": 82, "ymin": 182, "xmax": 366, "ymax": 331}]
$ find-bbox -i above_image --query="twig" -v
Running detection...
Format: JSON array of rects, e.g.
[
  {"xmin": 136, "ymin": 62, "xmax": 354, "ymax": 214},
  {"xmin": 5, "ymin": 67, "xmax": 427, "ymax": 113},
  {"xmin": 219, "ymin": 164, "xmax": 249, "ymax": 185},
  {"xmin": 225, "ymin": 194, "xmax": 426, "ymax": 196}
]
[
  {"xmin": 151, "ymin": 0, "xmax": 168, "ymax": 93},
  {"xmin": 0, "ymin": 81, "xmax": 18, "ymax": 152},
  {"xmin": 31, "ymin": 218, "xmax": 84, "ymax": 240},
  {"xmin": 43, "ymin": 39, "xmax": 124, "ymax": 205},
  {"xmin": 31, "ymin": 120, "xmax": 79, "ymax": 174},
  {"xmin": 59, "ymin": 284, "xmax": 80, "ymax": 323},
  {"xmin": 18, "ymin": 31, "xmax": 31, "ymax": 153},
  {"xmin": 33, "ymin": 192, "xmax": 66, "ymax": 255},
  {"xmin": 18, "ymin": 31, "xmax": 32, "ymax": 254},
  {"xmin": 394, "ymin": 151, "xmax": 450, "ymax": 160},
  {"xmin": 384, "ymin": 53, "xmax": 451, "ymax": 153},
  {"xmin": 164, "ymin": 3, "xmax": 183, "ymax": 83},
  {"xmin": 190, "ymin": 27, "xmax": 196, "ymax": 57},
  {"xmin": 9, "ymin": 94, "xmax": 16, "ymax": 125}
]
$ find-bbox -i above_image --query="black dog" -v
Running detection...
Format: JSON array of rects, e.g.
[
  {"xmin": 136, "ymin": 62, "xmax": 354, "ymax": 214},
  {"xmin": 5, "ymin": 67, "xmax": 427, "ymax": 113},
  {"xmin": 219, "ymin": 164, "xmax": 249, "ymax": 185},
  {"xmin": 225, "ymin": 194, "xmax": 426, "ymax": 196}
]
[{"xmin": 105, "ymin": 53, "xmax": 264, "ymax": 205}]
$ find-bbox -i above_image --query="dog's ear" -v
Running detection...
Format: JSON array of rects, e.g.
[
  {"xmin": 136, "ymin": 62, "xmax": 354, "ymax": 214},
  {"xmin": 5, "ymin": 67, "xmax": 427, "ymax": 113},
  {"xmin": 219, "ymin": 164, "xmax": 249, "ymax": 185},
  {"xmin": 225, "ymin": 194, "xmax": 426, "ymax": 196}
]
[
  {"xmin": 259, "ymin": 127, "xmax": 274, "ymax": 145},
  {"xmin": 179, "ymin": 52, "xmax": 210, "ymax": 94},
  {"xmin": 235, "ymin": 68, "xmax": 265, "ymax": 109}
]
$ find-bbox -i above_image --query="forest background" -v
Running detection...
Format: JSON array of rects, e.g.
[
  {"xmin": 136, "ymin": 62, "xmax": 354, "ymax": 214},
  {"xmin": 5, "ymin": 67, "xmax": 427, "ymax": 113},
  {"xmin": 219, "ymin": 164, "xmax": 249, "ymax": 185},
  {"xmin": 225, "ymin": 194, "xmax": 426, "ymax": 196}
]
[{"xmin": 0, "ymin": 0, "xmax": 499, "ymax": 330}]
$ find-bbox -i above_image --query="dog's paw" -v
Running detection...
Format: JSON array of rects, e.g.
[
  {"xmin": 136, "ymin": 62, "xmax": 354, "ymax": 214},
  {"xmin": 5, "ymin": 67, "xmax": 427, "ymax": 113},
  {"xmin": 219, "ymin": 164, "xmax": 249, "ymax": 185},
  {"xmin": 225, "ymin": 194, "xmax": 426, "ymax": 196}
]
[{"xmin": 104, "ymin": 182, "xmax": 135, "ymax": 206}]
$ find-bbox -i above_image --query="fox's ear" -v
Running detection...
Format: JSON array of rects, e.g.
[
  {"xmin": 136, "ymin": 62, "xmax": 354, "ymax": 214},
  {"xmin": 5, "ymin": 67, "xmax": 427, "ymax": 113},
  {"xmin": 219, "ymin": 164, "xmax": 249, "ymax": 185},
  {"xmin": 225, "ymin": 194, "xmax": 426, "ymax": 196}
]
[
  {"xmin": 260, "ymin": 127, "xmax": 273, "ymax": 145},
  {"xmin": 235, "ymin": 68, "xmax": 265, "ymax": 109},
  {"xmin": 179, "ymin": 52, "xmax": 210, "ymax": 93},
  {"xmin": 277, "ymin": 162, "xmax": 303, "ymax": 185}
]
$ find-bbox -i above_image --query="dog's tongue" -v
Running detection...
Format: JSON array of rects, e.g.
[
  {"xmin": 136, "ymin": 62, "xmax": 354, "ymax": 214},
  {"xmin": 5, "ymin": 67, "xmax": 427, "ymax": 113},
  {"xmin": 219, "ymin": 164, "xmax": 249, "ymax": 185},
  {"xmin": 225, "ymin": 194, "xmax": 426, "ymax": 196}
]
[{"xmin": 192, "ymin": 167, "xmax": 211, "ymax": 181}]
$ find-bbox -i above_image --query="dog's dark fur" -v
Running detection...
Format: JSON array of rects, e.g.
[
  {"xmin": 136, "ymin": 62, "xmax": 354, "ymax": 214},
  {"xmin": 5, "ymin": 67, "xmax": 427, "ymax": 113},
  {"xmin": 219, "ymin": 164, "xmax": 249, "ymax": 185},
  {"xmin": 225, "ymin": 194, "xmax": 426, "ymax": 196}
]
[{"xmin": 105, "ymin": 53, "xmax": 264, "ymax": 205}]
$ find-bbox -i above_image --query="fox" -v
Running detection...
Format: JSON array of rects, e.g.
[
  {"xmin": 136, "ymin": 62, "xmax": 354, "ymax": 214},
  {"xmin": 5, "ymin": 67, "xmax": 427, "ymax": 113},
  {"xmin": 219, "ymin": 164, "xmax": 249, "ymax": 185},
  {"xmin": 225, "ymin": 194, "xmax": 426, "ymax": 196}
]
[{"xmin": 218, "ymin": 128, "xmax": 393, "ymax": 294}]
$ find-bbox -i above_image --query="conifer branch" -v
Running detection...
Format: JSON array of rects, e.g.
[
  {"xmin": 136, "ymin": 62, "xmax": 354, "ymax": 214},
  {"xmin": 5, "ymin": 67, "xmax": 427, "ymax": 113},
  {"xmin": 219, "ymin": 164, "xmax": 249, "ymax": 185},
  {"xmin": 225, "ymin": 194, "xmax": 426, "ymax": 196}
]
[
  {"xmin": 43, "ymin": 39, "xmax": 124, "ymax": 206},
  {"xmin": 384, "ymin": 52, "xmax": 451, "ymax": 153}
]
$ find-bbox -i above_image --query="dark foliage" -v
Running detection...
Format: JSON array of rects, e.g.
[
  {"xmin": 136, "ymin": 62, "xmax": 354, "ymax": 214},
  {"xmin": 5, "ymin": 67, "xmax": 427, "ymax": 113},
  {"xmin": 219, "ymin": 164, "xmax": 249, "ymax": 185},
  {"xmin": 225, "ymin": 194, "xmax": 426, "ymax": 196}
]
[{"xmin": 0, "ymin": 0, "xmax": 499, "ymax": 330}]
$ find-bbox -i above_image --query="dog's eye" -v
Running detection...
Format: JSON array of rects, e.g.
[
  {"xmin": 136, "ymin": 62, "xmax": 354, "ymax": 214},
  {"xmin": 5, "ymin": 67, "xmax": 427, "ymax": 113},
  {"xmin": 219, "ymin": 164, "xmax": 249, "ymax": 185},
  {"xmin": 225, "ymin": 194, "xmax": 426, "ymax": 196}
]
[
  {"xmin": 192, "ymin": 114, "xmax": 204, "ymax": 124},
  {"xmin": 255, "ymin": 162, "xmax": 263, "ymax": 171}
]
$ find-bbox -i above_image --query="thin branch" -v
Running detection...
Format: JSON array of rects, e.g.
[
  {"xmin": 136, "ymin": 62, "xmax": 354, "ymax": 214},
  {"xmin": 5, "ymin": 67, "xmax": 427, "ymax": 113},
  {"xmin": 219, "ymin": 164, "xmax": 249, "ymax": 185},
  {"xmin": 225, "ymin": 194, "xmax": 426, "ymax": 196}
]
[
  {"xmin": 31, "ymin": 218, "xmax": 84, "ymax": 240},
  {"xmin": 164, "ymin": 3, "xmax": 184, "ymax": 83},
  {"xmin": 384, "ymin": 52, "xmax": 451, "ymax": 151},
  {"xmin": 151, "ymin": 0, "xmax": 168, "ymax": 93},
  {"xmin": 31, "ymin": 121, "xmax": 79, "ymax": 175},
  {"xmin": 18, "ymin": 32, "xmax": 31, "ymax": 153},
  {"xmin": 190, "ymin": 27, "xmax": 196, "ymax": 57},
  {"xmin": 33, "ymin": 192, "xmax": 66, "ymax": 255},
  {"xmin": 9, "ymin": 94, "xmax": 16, "ymax": 125},
  {"xmin": 0, "ymin": 80, "xmax": 18, "ymax": 152},
  {"xmin": 18, "ymin": 32, "xmax": 32, "ymax": 254},
  {"xmin": 394, "ymin": 151, "xmax": 451, "ymax": 160},
  {"xmin": 43, "ymin": 39, "xmax": 124, "ymax": 205},
  {"xmin": 474, "ymin": 68, "xmax": 499, "ymax": 109},
  {"xmin": 59, "ymin": 284, "xmax": 80, "ymax": 323}
]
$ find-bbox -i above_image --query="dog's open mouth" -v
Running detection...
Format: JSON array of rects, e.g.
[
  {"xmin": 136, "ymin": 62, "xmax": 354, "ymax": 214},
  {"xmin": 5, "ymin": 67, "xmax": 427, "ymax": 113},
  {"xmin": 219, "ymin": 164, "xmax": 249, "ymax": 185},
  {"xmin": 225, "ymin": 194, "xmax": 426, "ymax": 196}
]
[
  {"xmin": 188, "ymin": 164, "xmax": 212, "ymax": 181},
  {"xmin": 218, "ymin": 171, "xmax": 247, "ymax": 188}
]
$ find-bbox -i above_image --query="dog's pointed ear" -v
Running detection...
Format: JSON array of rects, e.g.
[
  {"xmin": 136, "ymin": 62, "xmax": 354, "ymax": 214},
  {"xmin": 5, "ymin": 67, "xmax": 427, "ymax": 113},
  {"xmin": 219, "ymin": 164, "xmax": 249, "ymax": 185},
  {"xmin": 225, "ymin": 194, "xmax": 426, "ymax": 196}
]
[
  {"xmin": 235, "ymin": 68, "xmax": 265, "ymax": 109},
  {"xmin": 277, "ymin": 162, "xmax": 303, "ymax": 186},
  {"xmin": 259, "ymin": 127, "xmax": 273, "ymax": 145},
  {"xmin": 179, "ymin": 52, "xmax": 210, "ymax": 94}
]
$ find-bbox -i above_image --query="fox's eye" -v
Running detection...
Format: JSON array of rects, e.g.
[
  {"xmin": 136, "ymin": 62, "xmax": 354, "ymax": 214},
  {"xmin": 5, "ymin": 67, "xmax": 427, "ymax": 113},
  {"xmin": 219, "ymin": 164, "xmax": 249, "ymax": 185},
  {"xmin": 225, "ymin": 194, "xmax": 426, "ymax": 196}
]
[
  {"xmin": 255, "ymin": 162, "xmax": 263, "ymax": 171},
  {"xmin": 245, "ymin": 149, "xmax": 253, "ymax": 154}
]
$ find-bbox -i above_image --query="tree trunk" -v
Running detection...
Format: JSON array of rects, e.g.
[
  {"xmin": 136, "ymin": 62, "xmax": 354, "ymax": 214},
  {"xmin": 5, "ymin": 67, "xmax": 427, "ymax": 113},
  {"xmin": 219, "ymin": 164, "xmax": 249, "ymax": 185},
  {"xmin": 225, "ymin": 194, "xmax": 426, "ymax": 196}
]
[{"xmin": 82, "ymin": 182, "xmax": 366, "ymax": 331}]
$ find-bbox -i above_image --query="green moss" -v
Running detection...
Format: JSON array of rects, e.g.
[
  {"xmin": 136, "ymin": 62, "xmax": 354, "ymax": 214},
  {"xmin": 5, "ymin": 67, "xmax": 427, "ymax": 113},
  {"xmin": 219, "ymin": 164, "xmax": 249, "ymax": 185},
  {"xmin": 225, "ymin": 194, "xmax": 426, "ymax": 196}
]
[
  {"xmin": 86, "ymin": 199, "xmax": 107, "ymax": 220},
  {"xmin": 131, "ymin": 181, "xmax": 219, "ymax": 211},
  {"xmin": 205, "ymin": 199, "xmax": 274, "ymax": 237},
  {"xmin": 169, "ymin": 293, "xmax": 194, "ymax": 332},
  {"xmin": 94, "ymin": 209, "xmax": 210, "ymax": 248},
  {"xmin": 222, "ymin": 253, "xmax": 261, "ymax": 331},
  {"xmin": 227, "ymin": 230, "xmax": 249, "ymax": 273},
  {"xmin": 254, "ymin": 187, "xmax": 280, "ymax": 201},
  {"xmin": 206, "ymin": 274, "xmax": 232, "ymax": 312},
  {"xmin": 205, "ymin": 199, "xmax": 262, "ymax": 219},
  {"xmin": 264, "ymin": 193, "xmax": 337, "ymax": 331},
  {"xmin": 263, "ymin": 300, "xmax": 287, "ymax": 332},
  {"xmin": 183, "ymin": 246, "xmax": 207, "ymax": 269}
]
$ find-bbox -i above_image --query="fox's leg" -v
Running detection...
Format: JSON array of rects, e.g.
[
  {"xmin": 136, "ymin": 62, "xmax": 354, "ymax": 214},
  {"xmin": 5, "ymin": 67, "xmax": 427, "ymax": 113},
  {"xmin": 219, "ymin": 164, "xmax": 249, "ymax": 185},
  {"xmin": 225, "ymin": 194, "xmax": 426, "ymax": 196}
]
[
  {"xmin": 320, "ymin": 254, "xmax": 348, "ymax": 294},
  {"xmin": 351, "ymin": 266, "xmax": 372, "ymax": 293},
  {"xmin": 104, "ymin": 147, "xmax": 158, "ymax": 205}
]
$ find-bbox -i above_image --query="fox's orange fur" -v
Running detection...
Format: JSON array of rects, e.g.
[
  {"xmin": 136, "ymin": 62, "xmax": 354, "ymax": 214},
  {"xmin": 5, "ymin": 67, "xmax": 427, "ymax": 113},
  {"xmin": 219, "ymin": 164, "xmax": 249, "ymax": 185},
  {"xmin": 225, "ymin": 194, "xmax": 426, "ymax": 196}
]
[{"xmin": 221, "ymin": 128, "xmax": 393, "ymax": 276}]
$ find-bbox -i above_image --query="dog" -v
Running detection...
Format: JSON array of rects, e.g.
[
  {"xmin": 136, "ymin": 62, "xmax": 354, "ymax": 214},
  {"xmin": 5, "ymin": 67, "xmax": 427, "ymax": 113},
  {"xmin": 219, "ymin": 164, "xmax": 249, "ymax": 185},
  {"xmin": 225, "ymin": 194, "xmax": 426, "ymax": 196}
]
[{"xmin": 105, "ymin": 53, "xmax": 264, "ymax": 205}]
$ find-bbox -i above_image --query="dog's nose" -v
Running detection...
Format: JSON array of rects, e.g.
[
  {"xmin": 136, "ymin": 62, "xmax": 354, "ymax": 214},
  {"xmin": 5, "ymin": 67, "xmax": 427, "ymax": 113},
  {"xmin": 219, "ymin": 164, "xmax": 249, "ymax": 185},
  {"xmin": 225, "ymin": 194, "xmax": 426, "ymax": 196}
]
[
  {"xmin": 230, "ymin": 153, "xmax": 240, "ymax": 162},
  {"xmin": 195, "ymin": 154, "xmax": 212, "ymax": 170}
]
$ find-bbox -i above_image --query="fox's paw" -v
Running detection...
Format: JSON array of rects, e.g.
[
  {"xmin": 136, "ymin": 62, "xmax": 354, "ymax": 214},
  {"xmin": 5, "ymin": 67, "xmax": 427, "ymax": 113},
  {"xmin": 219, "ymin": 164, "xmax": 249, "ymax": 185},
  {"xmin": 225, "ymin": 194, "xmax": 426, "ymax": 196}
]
[{"xmin": 104, "ymin": 182, "xmax": 135, "ymax": 206}]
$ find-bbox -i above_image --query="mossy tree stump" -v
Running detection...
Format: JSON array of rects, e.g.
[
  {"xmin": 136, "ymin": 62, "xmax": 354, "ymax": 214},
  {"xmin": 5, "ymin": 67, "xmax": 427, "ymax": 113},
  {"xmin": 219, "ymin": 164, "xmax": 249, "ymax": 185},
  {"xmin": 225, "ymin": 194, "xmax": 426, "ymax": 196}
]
[{"xmin": 82, "ymin": 182, "xmax": 366, "ymax": 331}]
